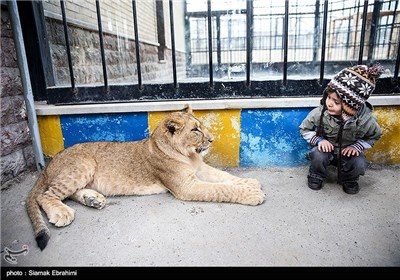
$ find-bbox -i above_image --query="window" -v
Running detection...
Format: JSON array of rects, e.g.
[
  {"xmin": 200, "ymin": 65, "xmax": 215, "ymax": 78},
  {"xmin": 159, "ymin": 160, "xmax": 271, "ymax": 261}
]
[{"xmin": 18, "ymin": 0, "xmax": 399, "ymax": 105}]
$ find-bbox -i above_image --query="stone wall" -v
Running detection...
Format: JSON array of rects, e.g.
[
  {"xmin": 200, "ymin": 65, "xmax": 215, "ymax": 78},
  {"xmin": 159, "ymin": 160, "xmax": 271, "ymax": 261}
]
[
  {"xmin": 46, "ymin": 18, "xmax": 186, "ymax": 86},
  {"xmin": 1, "ymin": 7, "xmax": 35, "ymax": 186},
  {"xmin": 43, "ymin": 0, "xmax": 159, "ymax": 46}
]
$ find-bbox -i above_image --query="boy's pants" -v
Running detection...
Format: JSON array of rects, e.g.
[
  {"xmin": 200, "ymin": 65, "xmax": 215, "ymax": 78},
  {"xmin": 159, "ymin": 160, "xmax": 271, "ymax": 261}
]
[{"xmin": 307, "ymin": 146, "xmax": 370, "ymax": 183}]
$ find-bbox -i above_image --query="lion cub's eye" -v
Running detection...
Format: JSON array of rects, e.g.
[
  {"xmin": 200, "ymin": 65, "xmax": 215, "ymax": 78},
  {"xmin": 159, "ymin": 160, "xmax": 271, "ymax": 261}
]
[{"xmin": 191, "ymin": 127, "xmax": 199, "ymax": 132}]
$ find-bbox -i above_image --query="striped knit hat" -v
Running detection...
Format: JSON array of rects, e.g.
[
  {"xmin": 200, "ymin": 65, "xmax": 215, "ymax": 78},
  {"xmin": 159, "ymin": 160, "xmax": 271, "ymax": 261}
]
[{"xmin": 327, "ymin": 64, "xmax": 384, "ymax": 121}]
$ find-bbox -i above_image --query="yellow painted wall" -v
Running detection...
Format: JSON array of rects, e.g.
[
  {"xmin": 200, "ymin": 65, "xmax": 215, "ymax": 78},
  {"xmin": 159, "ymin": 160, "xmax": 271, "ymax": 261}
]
[
  {"xmin": 36, "ymin": 106, "xmax": 400, "ymax": 165},
  {"xmin": 149, "ymin": 109, "xmax": 241, "ymax": 167},
  {"xmin": 366, "ymin": 106, "xmax": 400, "ymax": 164},
  {"xmin": 37, "ymin": 115, "xmax": 64, "ymax": 157}
]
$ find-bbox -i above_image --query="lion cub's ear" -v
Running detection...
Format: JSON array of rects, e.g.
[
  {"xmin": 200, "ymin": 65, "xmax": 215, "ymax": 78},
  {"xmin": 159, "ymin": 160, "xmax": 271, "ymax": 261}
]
[
  {"xmin": 182, "ymin": 104, "xmax": 193, "ymax": 115},
  {"xmin": 165, "ymin": 115, "xmax": 185, "ymax": 134}
]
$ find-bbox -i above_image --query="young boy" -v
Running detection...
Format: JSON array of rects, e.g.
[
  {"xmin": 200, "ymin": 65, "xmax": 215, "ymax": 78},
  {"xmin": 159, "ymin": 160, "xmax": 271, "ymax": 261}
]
[{"xmin": 299, "ymin": 64, "xmax": 384, "ymax": 194}]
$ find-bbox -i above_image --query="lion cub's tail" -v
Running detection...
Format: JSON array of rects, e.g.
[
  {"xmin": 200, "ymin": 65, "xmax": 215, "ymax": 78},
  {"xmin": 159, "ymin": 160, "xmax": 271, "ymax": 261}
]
[{"xmin": 26, "ymin": 173, "xmax": 50, "ymax": 250}]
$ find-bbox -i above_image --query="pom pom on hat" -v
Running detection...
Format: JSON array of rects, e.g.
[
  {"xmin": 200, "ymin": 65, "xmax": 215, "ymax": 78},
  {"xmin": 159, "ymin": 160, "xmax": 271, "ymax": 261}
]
[{"xmin": 327, "ymin": 64, "xmax": 384, "ymax": 121}]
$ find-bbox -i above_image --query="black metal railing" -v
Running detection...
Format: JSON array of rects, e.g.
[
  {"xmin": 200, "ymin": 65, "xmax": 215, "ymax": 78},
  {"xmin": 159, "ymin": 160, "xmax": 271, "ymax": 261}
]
[{"xmin": 18, "ymin": 0, "xmax": 400, "ymax": 105}]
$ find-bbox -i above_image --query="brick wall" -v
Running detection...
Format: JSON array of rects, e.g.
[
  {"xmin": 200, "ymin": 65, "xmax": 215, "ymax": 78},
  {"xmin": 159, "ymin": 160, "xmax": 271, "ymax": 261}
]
[{"xmin": 1, "ymin": 7, "xmax": 36, "ymax": 186}]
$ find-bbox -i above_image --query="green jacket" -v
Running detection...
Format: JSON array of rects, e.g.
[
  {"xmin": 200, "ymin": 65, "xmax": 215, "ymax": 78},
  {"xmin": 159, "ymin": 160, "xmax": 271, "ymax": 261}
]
[{"xmin": 299, "ymin": 102, "xmax": 382, "ymax": 152}]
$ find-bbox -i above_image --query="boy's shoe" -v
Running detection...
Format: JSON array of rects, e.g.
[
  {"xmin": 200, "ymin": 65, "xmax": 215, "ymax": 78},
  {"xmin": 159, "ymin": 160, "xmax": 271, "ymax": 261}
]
[
  {"xmin": 342, "ymin": 181, "xmax": 359, "ymax": 194},
  {"xmin": 307, "ymin": 176, "xmax": 323, "ymax": 190}
]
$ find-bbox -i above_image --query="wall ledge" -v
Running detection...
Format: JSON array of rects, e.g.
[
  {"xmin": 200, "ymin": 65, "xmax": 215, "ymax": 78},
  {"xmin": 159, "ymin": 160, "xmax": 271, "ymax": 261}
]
[{"xmin": 35, "ymin": 95, "xmax": 400, "ymax": 116}]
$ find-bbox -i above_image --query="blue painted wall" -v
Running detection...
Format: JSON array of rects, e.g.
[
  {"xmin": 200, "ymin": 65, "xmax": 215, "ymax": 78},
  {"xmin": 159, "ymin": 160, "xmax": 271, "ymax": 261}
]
[
  {"xmin": 240, "ymin": 108, "xmax": 311, "ymax": 166},
  {"xmin": 60, "ymin": 113, "xmax": 148, "ymax": 148},
  {"xmin": 39, "ymin": 106, "xmax": 400, "ymax": 166}
]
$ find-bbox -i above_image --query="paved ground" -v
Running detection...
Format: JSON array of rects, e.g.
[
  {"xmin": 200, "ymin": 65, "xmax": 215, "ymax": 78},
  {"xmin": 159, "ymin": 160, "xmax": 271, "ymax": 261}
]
[{"xmin": 1, "ymin": 164, "xmax": 400, "ymax": 268}]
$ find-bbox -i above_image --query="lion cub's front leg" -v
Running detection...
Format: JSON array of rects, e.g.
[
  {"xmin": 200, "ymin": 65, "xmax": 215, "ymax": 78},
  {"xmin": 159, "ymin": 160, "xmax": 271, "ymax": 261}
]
[
  {"xmin": 187, "ymin": 164, "xmax": 265, "ymax": 205},
  {"xmin": 179, "ymin": 180, "xmax": 264, "ymax": 205},
  {"xmin": 170, "ymin": 174, "xmax": 265, "ymax": 206},
  {"xmin": 197, "ymin": 164, "xmax": 262, "ymax": 189}
]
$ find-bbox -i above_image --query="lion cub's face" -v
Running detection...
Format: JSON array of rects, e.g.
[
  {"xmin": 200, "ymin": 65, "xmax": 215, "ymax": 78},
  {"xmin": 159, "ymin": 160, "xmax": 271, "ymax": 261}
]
[{"xmin": 163, "ymin": 111, "xmax": 214, "ymax": 157}]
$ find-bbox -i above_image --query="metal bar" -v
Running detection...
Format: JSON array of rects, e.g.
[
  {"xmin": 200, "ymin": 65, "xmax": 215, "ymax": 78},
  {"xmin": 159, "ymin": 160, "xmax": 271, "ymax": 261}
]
[
  {"xmin": 358, "ymin": 0, "xmax": 369, "ymax": 64},
  {"xmin": 320, "ymin": 0, "xmax": 328, "ymax": 84},
  {"xmin": 367, "ymin": 0, "xmax": 381, "ymax": 63},
  {"xmin": 169, "ymin": 0, "xmax": 178, "ymax": 89},
  {"xmin": 387, "ymin": 0, "xmax": 398, "ymax": 58},
  {"xmin": 156, "ymin": 0, "xmax": 166, "ymax": 61},
  {"xmin": 132, "ymin": 0, "xmax": 142, "ymax": 89},
  {"xmin": 354, "ymin": 0, "xmax": 362, "ymax": 60},
  {"xmin": 274, "ymin": 17, "xmax": 278, "ymax": 51},
  {"xmin": 345, "ymin": 4, "xmax": 352, "ymax": 59},
  {"xmin": 207, "ymin": 0, "xmax": 213, "ymax": 87},
  {"xmin": 184, "ymin": 1, "xmax": 192, "ymax": 77},
  {"xmin": 312, "ymin": 0, "xmax": 320, "ymax": 62},
  {"xmin": 283, "ymin": 0, "xmax": 289, "ymax": 85},
  {"xmin": 8, "ymin": 0, "xmax": 45, "ymax": 170},
  {"xmin": 60, "ymin": 0, "xmax": 75, "ymax": 90},
  {"xmin": 246, "ymin": 0, "xmax": 253, "ymax": 88},
  {"xmin": 95, "ymin": 0, "xmax": 108, "ymax": 90},
  {"xmin": 269, "ymin": 6, "xmax": 273, "ymax": 61},
  {"xmin": 216, "ymin": 15, "xmax": 221, "ymax": 77},
  {"xmin": 294, "ymin": 4, "xmax": 298, "ymax": 60}
]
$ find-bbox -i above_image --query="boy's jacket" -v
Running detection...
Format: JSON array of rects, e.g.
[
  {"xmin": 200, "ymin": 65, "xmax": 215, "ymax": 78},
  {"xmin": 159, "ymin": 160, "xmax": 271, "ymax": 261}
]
[{"xmin": 299, "ymin": 102, "xmax": 382, "ymax": 150}]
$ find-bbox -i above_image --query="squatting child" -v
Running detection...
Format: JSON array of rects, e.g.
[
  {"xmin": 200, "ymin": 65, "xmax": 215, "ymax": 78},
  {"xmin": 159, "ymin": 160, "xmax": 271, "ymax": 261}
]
[{"xmin": 299, "ymin": 64, "xmax": 384, "ymax": 194}]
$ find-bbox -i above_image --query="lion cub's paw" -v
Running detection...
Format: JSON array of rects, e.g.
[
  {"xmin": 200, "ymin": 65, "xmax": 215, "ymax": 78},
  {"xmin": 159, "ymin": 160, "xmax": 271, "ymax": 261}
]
[
  {"xmin": 240, "ymin": 187, "xmax": 265, "ymax": 206},
  {"xmin": 48, "ymin": 204, "xmax": 75, "ymax": 227},
  {"xmin": 235, "ymin": 178, "xmax": 262, "ymax": 189},
  {"xmin": 84, "ymin": 193, "xmax": 106, "ymax": 209},
  {"xmin": 241, "ymin": 178, "xmax": 262, "ymax": 189}
]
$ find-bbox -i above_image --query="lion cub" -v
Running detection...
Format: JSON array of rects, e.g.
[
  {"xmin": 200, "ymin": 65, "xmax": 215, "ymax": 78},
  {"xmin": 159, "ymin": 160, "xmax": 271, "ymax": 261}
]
[{"xmin": 26, "ymin": 105, "xmax": 265, "ymax": 250}]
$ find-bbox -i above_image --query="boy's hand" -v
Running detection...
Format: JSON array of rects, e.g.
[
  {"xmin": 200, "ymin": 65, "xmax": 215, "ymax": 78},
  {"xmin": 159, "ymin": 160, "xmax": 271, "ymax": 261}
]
[
  {"xmin": 342, "ymin": 146, "xmax": 360, "ymax": 157},
  {"xmin": 318, "ymin": 140, "xmax": 334, "ymax": 153}
]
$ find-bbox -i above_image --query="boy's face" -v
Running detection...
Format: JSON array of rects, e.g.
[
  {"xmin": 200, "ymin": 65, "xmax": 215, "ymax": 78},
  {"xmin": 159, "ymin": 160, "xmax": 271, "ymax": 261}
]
[{"xmin": 325, "ymin": 91, "xmax": 342, "ymax": 116}]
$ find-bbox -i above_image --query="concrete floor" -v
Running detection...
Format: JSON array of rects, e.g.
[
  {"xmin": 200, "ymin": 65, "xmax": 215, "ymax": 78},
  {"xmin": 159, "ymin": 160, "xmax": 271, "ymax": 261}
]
[{"xmin": 1, "ymin": 165, "xmax": 400, "ymax": 267}]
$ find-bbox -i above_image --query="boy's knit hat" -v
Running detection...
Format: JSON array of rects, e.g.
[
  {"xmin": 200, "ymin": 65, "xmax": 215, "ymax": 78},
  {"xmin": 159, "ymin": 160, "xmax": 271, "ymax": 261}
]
[{"xmin": 327, "ymin": 64, "xmax": 384, "ymax": 120}]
